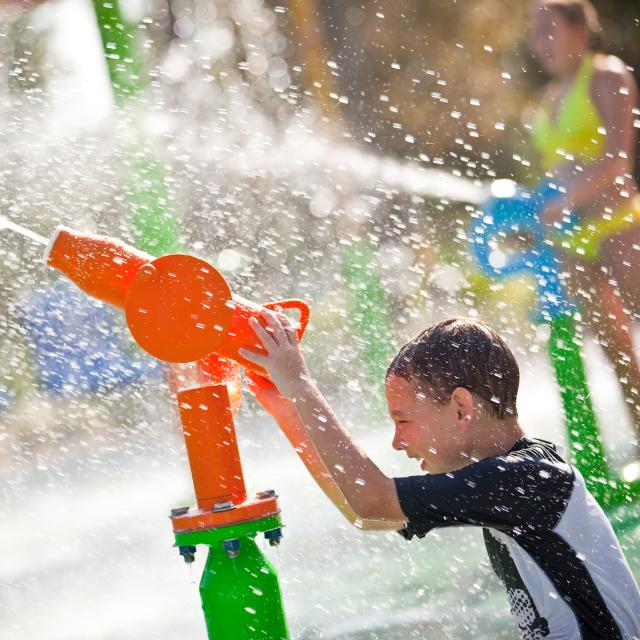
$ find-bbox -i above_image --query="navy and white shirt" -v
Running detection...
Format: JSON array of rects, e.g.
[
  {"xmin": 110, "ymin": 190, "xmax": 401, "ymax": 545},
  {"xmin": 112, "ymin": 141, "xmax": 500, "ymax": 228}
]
[{"xmin": 395, "ymin": 437, "xmax": 640, "ymax": 639}]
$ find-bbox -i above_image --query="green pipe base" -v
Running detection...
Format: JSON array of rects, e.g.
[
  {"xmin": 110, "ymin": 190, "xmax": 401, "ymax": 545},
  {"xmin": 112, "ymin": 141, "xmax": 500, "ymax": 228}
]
[{"xmin": 174, "ymin": 515, "xmax": 289, "ymax": 640}]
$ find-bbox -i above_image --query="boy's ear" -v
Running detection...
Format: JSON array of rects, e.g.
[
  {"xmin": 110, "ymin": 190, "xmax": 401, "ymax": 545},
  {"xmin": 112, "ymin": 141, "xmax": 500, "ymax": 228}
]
[{"xmin": 450, "ymin": 387, "xmax": 474, "ymax": 431}]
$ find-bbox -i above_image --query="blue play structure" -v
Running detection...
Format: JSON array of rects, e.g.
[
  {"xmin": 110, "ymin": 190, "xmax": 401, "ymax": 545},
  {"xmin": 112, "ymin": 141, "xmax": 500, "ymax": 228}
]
[
  {"xmin": 470, "ymin": 179, "xmax": 573, "ymax": 321},
  {"xmin": 22, "ymin": 280, "xmax": 160, "ymax": 395}
]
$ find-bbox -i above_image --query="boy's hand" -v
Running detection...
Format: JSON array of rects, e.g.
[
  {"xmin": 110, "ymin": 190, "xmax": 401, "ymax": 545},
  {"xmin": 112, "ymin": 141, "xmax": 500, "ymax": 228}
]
[
  {"xmin": 239, "ymin": 310, "xmax": 312, "ymax": 400},
  {"xmin": 244, "ymin": 371, "xmax": 297, "ymax": 420}
]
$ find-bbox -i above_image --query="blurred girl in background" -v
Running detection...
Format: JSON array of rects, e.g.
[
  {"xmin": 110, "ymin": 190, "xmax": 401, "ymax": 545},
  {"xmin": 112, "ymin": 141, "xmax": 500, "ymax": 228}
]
[{"xmin": 530, "ymin": 0, "xmax": 640, "ymax": 441}]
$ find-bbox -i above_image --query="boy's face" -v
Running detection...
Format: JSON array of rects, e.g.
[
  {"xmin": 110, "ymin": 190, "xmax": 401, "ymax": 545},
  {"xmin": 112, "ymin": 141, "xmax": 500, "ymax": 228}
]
[{"xmin": 386, "ymin": 374, "xmax": 469, "ymax": 475}]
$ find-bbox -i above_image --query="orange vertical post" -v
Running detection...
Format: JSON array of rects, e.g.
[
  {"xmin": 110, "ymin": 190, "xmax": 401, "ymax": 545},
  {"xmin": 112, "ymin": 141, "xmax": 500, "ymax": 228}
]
[{"xmin": 177, "ymin": 384, "xmax": 247, "ymax": 510}]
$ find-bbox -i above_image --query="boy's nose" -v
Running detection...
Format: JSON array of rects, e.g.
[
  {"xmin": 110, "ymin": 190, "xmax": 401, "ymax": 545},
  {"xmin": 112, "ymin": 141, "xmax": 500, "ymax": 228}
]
[{"xmin": 392, "ymin": 433, "xmax": 406, "ymax": 451}]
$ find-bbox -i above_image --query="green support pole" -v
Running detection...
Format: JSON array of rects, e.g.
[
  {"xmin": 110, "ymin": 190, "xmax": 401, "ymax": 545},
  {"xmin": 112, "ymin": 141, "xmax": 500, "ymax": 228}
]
[
  {"xmin": 91, "ymin": 0, "xmax": 143, "ymax": 101},
  {"xmin": 547, "ymin": 314, "xmax": 610, "ymax": 499},
  {"xmin": 121, "ymin": 146, "xmax": 182, "ymax": 255},
  {"xmin": 548, "ymin": 313, "xmax": 640, "ymax": 523},
  {"xmin": 174, "ymin": 516, "xmax": 289, "ymax": 640},
  {"xmin": 91, "ymin": 0, "xmax": 182, "ymax": 255},
  {"xmin": 341, "ymin": 241, "xmax": 395, "ymax": 403}
]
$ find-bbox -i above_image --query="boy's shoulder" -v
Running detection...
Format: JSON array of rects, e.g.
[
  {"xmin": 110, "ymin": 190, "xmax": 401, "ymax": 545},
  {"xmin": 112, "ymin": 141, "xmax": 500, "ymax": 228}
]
[
  {"xmin": 490, "ymin": 436, "xmax": 572, "ymax": 473},
  {"xmin": 395, "ymin": 437, "xmax": 575, "ymax": 539},
  {"xmin": 456, "ymin": 436, "xmax": 573, "ymax": 485},
  {"xmin": 466, "ymin": 436, "xmax": 576, "ymax": 506}
]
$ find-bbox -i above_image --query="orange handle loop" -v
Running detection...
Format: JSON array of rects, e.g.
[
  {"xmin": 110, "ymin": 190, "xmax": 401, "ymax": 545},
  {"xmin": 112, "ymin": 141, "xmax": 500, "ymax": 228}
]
[{"xmin": 263, "ymin": 299, "xmax": 310, "ymax": 339}]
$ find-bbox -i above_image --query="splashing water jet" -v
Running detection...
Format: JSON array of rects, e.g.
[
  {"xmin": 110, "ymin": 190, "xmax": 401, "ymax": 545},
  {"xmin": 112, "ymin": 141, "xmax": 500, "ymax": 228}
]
[{"xmin": 0, "ymin": 216, "xmax": 48, "ymax": 246}]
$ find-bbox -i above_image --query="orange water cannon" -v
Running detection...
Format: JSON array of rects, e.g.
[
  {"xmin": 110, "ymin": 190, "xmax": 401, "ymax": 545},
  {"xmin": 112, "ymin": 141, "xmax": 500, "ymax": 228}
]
[
  {"xmin": 43, "ymin": 226, "xmax": 310, "ymax": 374},
  {"xmin": 43, "ymin": 225, "xmax": 310, "ymax": 535}
]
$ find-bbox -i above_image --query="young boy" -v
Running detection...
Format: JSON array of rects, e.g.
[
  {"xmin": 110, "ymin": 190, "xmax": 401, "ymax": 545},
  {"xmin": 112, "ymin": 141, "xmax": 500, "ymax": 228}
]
[{"xmin": 240, "ymin": 313, "xmax": 640, "ymax": 639}]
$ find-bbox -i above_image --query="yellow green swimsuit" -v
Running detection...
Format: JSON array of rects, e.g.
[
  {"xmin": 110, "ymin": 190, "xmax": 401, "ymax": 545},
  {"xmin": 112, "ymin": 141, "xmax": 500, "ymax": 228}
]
[{"xmin": 531, "ymin": 52, "xmax": 640, "ymax": 260}]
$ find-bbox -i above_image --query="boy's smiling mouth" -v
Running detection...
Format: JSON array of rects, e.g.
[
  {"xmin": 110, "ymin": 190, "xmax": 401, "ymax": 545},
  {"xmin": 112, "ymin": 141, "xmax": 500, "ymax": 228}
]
[{"xmin": 404, "ymin": 451, "xmax": 427, "ymax": 471}]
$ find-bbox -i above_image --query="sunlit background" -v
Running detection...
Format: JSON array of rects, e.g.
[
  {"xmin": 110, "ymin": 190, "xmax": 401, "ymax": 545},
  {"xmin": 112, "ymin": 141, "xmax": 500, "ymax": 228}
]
[{"xmin": 1, "ymin": 1, "xmax": 640, "ymax": 638}]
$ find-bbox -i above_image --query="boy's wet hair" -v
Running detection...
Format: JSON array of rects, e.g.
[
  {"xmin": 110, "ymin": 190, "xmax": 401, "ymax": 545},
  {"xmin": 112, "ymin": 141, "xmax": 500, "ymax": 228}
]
[{"xmin": 387, "ymin": 317, "xmax": 519, "ymax": 419}]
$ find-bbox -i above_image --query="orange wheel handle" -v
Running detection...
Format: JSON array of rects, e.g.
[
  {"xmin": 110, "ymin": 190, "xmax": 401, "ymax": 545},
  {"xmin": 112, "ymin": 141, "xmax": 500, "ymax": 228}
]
[
  {"xmin": 125, "ymin": 254, "xmax": 233, "ymax": 363},
  {"xmin": 263, "ymin": 299, "xmax": 310, "ymax": 339}
]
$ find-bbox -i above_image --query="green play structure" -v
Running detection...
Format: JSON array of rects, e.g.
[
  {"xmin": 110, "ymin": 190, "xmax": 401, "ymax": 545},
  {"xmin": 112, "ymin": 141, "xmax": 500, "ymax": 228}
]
[{"xmin": 174, "ymin": 515, "xmax": 288, "ymax": 639}]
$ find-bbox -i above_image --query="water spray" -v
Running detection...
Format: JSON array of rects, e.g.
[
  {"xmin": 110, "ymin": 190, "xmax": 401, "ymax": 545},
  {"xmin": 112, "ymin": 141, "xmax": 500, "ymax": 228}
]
[{"xmin": 0, "ymin": 215, "xmax": 48, "ymax": 246}]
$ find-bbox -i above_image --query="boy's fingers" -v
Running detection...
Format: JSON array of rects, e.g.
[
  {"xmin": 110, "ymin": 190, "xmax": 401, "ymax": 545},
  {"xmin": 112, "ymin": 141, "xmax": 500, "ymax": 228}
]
[
  {"xmin": 239, "ymin": 347, "xmax": 268, "ymax": 367},
  {"xmin": 260, "ymin": 309, "xmax": 287, "ymax": 345},
  {"xmin": 275, "ymin": 312, "xmax": 299, "ymax": 345},
  {"xmin": 277, "ymin": 312, "xmax": 293, "ymax": 328},
  {"xmin": 249, "ymin": 316, "xmax": 277, "ymax": 351},
  {"xmin": 280, "ymin": 316, "xmax": 299, "ymax": 345}
]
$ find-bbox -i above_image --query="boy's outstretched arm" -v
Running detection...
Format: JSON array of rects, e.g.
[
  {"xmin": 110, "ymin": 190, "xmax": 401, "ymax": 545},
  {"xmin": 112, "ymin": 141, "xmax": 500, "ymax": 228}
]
[
  {"xmin": 240, "ymin": 310, "xmax": 407, "ymax": 529},
  {"xmin": 245, "ymin": 373, "xmax": 404, "ymax": 531}
]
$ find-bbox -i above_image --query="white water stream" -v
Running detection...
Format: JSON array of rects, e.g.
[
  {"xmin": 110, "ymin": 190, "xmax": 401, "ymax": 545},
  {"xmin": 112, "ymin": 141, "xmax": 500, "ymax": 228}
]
[{"xmin": 0, "ymin": 216, "xmax": 48, "ymax": 247}]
